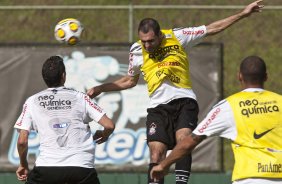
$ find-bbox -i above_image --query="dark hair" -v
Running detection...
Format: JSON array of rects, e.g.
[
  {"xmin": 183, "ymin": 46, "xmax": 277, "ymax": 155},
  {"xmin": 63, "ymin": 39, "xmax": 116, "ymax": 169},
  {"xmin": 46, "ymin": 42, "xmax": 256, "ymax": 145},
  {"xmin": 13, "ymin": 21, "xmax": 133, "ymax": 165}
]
[
  {"xmin": 138, "ymin": 18, "xmax": 160, "ymax": 35},
  {"xmin": 240, "ymin": 56, "xmax": 267, "ymax": 85},
  {"xmin": 42, "ymin": 56, "xmax": 65, "ymax": 87}
]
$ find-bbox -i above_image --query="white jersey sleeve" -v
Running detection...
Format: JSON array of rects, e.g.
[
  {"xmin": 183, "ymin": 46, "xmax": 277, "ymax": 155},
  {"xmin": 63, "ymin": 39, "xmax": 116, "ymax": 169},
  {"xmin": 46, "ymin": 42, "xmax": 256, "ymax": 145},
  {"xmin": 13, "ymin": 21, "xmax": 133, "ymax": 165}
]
[
  {"xmin": 173, "ymin": 25, "xmax": 207, "ymax": 49},
  {"xmin": 83, "ymin": 95, "xmax": 106, "ymax": 123},
  {"xmin": 128, "ymin": 42, "xmax": 143, "ymax": 76},
  {"xmin": 14, "ymin": 97, "xmax": 33, "ymax": 131},
  {"xmin": 193, "ymin": 99, "xmax": 237, "ymax": 140}
]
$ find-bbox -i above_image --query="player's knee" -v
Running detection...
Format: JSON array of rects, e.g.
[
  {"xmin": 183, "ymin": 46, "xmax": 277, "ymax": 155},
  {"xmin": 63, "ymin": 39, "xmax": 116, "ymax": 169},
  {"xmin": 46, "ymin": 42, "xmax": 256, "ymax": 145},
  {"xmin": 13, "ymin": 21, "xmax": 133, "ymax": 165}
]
[{"xmin": 150, "ymin": 149, "xmax": 166, "ymax": 162}]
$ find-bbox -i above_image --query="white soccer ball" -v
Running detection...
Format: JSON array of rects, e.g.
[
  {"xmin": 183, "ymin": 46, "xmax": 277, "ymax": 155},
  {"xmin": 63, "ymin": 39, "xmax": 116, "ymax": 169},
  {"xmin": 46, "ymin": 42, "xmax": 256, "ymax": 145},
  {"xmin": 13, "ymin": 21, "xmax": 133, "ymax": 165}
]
[{"xmin": 54, "ymin": 18, "xmax": 83, "ymax": 45}]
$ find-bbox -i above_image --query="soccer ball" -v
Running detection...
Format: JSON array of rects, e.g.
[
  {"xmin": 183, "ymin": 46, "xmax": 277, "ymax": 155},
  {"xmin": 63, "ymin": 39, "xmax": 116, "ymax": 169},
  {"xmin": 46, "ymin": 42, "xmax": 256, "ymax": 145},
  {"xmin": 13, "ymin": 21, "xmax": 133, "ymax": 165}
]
[{"xmin": 54, "ymin": 18, "xmax": 83, "ymax": 45}]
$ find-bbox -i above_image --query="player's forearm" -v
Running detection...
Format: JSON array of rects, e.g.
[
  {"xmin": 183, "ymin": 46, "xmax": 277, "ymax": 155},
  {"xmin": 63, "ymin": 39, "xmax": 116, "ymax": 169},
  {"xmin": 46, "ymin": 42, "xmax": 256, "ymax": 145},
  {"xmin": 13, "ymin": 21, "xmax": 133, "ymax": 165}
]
[
  {"xmin": 17, "ymin": 142, "xmax": 28, "ymax": 167},
  {"xmin": 160, "ymin": 134, "xmax": 205, "ymax": 169},
  {"xmin": 17, "ymin": 130, "xmax": 29, "ymax": 167},
  {"xmin": 99, "ymin": 75, "xmax": 137, "ymax": 92},
  {"xmin": 206, "ymin": 12, "xmax": 245, "ymax": 36},
  {"xmin": 98, "ymin": 82, "xmax": 129, "ymax": 92},
  {"xmin": 206, "ymin": 0, "xmax": 263, "ymax": 36}
]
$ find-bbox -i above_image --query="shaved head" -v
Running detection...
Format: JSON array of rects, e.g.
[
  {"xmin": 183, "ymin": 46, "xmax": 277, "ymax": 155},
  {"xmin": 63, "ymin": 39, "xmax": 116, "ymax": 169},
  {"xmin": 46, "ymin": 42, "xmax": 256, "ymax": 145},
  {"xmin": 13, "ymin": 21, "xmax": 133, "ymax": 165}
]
[{"xmin": 239, "ymin": 56, "xmax": 267, "ymax": 85}]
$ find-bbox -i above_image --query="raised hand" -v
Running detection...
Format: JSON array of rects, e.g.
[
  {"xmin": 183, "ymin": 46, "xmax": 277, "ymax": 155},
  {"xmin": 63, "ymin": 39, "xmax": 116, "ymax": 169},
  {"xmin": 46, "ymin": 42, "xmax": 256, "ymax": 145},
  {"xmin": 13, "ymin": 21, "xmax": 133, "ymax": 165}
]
[{"xmin": 242, "ymin": 0, "xmax": 264, "ymax": 16}]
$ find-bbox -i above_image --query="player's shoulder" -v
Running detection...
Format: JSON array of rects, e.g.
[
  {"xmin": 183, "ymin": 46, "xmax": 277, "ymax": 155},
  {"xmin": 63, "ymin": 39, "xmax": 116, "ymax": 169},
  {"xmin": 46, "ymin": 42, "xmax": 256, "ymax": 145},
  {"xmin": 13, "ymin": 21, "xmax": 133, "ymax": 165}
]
[
  {"xmin": 27, "ymin": 89, "xmax": 49, "ymax": 103},
  {"xmin": 62, "ymin": 87, "xmax": 87, "ymax": 98},
  {"xmin": 130, "ymin": 42, "xmax": 142, "ymax": 54},
  {"xmin": 264, "ymin": 90, "xmax": 282, "ymax": 97},
  {"xmin": 172, "ymin": 27, "xmax": 186, "ymax": 32},
  {"xmin": 213, "ymin": 99, "xmax": 229, "ymax": 108},
  {"xmin": 173, "ymin": 26, "xmax": 206, "ymax": 34},
  {"xmin": 172, "ymin": 27, "xmax": 188, "ymax": 36},
  {"xmin": 63, "ymin": 87, "xmax": 80, "ymax": 93}
]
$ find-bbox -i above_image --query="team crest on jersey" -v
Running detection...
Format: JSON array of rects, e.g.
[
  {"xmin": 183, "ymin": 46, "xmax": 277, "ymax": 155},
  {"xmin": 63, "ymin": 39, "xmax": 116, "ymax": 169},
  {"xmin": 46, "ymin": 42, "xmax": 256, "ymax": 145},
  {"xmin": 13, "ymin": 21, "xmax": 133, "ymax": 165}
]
[
  {"xmin": 51, "ymin": 89, "xmax": 58, "ymax": 94},
  {"xmin": 149, "ymin": 122, "xmax": 157, "ymax": 135}
]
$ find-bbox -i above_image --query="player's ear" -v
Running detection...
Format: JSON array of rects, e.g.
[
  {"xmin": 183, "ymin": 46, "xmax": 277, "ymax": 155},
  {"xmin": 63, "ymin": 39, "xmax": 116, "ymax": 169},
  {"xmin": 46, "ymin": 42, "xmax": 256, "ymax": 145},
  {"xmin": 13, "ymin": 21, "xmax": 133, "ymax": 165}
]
[
  {"xmin": 61, "ymin": 72, "xmax": 66, "ymax": 84},
  {"xmin": 237, "ymin": 72, "xmax": 243, "ymax": 82},
  {"xmin": 158, "ymin": 31, "xmax": 163, "ymax": 38},
  {"xmin": 264, "ymin": 72, "xmax": 268, "ymax": 82}
]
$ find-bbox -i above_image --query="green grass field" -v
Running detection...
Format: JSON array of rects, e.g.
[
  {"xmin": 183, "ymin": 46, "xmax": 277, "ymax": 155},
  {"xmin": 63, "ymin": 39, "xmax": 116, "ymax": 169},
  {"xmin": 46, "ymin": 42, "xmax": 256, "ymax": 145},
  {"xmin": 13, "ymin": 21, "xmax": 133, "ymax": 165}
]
[{"xmin": 0, "ymin": 0, "xmax": 281, "ymax": 172}]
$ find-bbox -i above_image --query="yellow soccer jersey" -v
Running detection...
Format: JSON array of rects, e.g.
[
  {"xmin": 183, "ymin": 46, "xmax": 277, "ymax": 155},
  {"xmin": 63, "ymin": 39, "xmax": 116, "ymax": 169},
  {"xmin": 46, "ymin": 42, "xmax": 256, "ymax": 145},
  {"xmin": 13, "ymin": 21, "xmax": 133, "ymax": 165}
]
[
  {"xmin": 140, "ymin": 29, "xmax": 192, "ymax": 96},
  {"xmin": 227, "ymin": 90, "xmax": 282, "ymax": 181}
]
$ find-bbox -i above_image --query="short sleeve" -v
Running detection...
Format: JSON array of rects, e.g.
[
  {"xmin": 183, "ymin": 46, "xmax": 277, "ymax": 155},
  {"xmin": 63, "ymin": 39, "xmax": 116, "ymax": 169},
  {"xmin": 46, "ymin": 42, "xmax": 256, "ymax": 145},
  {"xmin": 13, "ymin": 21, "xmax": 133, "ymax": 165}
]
[
  {"xmin": 83, "ymin": 95, "xmax": 106, "ymax": 123},
  {"xmin": 14, "ymin": 99, "xmax": 33, "ymax": 131},
  {"xmin": 193, "ymin": 99, "xmax": 237, "ymax": 140},
  {"xmin": 128, "ymin": 42, "xmax": 143, "ymax": 76},
  {"xmin": 173, "ymin": 25, "xmax": 207, "ymax": 49}
]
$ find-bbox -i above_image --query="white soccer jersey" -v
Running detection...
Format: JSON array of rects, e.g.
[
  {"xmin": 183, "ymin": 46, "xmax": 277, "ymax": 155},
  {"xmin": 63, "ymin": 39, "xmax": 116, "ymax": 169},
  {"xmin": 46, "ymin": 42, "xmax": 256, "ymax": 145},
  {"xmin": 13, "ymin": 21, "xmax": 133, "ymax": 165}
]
[
  {"xmin": 128, "ymin": 26, "xmax": 207, "ymax": 108},
  {"xmin": 193, "ymin": 88, "xmax": 282, "ymax": 184},
  {"xmin": 14, "ymin": 87, "xmax": 106, "ymax": 168}
]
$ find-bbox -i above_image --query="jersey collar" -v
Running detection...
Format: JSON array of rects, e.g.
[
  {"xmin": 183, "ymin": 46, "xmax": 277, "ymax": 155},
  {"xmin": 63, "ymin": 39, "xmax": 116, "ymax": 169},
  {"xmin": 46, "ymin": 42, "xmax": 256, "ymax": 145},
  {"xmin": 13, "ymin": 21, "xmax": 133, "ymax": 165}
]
[
  {"xmin": 47, "ymin": 86, "xmax": 65, "ymax": 90},
  {"xmin": 242, "ymin": 88, "xmax": 264, "ymax": 92}
]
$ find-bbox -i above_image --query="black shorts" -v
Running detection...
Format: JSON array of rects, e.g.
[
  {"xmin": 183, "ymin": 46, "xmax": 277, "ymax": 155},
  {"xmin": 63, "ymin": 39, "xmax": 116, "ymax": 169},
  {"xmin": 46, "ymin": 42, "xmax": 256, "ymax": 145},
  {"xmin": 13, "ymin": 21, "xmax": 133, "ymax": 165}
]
[
  {"xmin": 146, "ymin": 98, "xmax": 199, "ymax": 150},
  {"xmin": 26, "ymin": 166, "xmax": 100, "ymax": 184}
]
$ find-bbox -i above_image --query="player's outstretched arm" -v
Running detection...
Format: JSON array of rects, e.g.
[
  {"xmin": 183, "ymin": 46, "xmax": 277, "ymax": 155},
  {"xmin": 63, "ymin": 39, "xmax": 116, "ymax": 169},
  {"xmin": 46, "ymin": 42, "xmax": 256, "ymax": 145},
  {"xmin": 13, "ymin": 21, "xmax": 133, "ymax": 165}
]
[
  {"xmin": 87, "ymin": 75, "xmax": 139, "ymax": 98},
  {"xmin": 206, "ymin": 0, "xmax": 264, "ymax": 36},
  {"xmin": 150, "ymin": 133, "xmax": 206, "ymax": 182}
]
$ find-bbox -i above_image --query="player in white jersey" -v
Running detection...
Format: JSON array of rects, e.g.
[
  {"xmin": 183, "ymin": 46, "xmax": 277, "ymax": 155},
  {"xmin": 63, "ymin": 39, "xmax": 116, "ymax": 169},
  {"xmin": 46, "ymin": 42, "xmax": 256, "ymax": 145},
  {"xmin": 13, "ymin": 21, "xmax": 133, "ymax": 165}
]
[
  {"xmin": 14, "ymin": 56, "xmax": 115, "ymax": 184},
  {"xmin": 150, "ymin": 56, "xmax": 282, "ymax": 184},
  {"xmin": 87, "ymin": 1, "xmax": 264, "ymax": 183}
]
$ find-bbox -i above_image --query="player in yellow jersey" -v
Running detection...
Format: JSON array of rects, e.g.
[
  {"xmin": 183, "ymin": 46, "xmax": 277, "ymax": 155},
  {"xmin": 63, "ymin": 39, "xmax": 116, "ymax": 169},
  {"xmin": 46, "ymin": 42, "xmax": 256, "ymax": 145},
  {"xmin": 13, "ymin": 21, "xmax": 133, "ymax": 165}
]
[
  {"xmin": 87, "ymin": 1, "xmax": 264, "ymax": 183},
  {"xmin": 150, "ymin": 55, "xmax": 282, "ymax": 184}
]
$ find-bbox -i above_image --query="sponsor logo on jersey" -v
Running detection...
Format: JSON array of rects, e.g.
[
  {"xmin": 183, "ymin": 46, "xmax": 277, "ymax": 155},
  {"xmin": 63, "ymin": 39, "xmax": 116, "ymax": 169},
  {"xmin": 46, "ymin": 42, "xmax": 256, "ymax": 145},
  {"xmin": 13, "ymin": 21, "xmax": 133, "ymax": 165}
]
[
  {"xmin": 84, "ymin": 96, "xmax": 103, "ymax": 113},
  {"xmin": 239, "ymin": 99, "xmax": 279, "ymax": 118},
  {"xmin": 155, "ymin": 69, "xmax": 180, "ymax": 83},
  {"xmin": 253, "ymin": 128, "xmax": 274, "ymax": 139},
  {"xmin": 182, "ymin": 29, "xmax": 204, "ymax": 35},
  {"xmin": 198, "ymin": 108, "xmax": 221, "ymax": 133},
  {"xmin": 128, "ymin": 53, "xmax": 134, "ymax": 75},
  {"xmin": 38, "ymin": 95, "xmax": 72, "ymax": 110},
  {"xmin": 53, "ymin": 123, "xmax": 68, "ymax": 128},
  {"xmin": 157, "ymin": 61, "xmax": 180, "ymax": 68},
  {"xmin": 16, "ymin": 104, "xmax": 28, "ymax": 126},
  {"xmin": 258, "ymin": 162, "xmax": 282, "ymax": 173},
  {"xmin": 149, "ymin": 45, "xmax": 179, "ymax": 61}
]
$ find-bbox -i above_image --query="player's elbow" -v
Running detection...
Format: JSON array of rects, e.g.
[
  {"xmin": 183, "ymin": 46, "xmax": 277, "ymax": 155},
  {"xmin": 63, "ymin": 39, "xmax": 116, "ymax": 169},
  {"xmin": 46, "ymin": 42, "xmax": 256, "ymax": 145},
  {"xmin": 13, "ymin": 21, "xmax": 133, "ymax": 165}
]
[
  {"xmin": 17, "ymin": 130, "xmax": 29, "ymax": 148},
  {"xmin": 103, "ymin": 118, "xmax": 115, "ymax": 133},
  {"xmin": 106, "ymin": 122, "xmax": 115, "ymax": 132},
  {"xmin": 124, "ymin": 75, "xmax": 138, "ymax": 89},
  {"xmin": 128, "ymin": 79, "xmax": 138, "ymax": 88},
  {"xmin": 17, "ymin": 138, "xmax": 28, "ymax": 148},
  {"xmin": 206, "ymin": 24, "xmax": 225, "ymax": 36},
  {"xmin": 206, "ymin": 27, "xmax": 223, "ymax": 36},
  {"xmin": 103, "ymin": 122, "xmax": 115, "ymax": 138}
]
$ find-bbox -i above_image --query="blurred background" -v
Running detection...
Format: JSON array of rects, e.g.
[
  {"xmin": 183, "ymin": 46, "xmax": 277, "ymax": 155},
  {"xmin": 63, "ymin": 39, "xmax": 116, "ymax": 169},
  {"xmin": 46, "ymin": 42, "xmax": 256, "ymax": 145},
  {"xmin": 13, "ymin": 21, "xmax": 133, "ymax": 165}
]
[{"xmin": 0, "ymin": 0, "xmax": 281, "ymax": 183}]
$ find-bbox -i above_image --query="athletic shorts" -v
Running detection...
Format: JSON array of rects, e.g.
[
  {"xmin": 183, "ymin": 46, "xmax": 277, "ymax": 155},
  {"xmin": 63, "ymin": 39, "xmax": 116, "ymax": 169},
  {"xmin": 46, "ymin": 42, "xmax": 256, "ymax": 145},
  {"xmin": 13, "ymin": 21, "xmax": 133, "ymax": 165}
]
[
  {"xmin": 26, "ymin": 166, "xmax": 100, "ymax": 184},
  {"xmin": 146, "ymin": 98, "xmax": 199, "ymax": 150}
]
